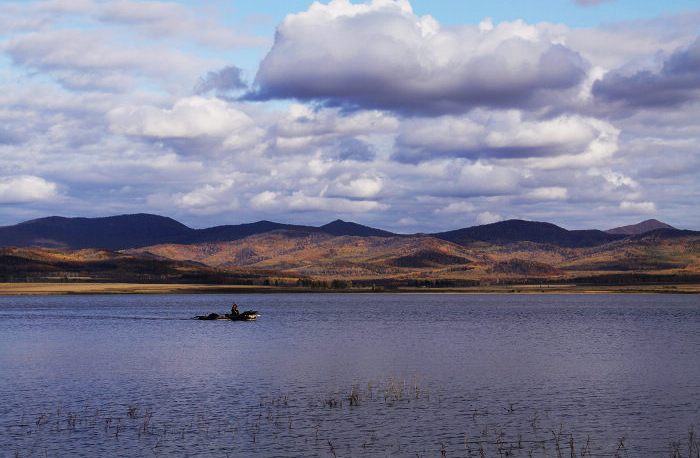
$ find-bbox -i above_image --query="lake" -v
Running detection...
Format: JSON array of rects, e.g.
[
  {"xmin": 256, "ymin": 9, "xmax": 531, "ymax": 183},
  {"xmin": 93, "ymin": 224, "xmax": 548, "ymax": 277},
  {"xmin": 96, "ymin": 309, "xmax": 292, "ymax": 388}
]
[{"xmin": 1, "ymin": 293, "xmax": 698, "ymax": 457}]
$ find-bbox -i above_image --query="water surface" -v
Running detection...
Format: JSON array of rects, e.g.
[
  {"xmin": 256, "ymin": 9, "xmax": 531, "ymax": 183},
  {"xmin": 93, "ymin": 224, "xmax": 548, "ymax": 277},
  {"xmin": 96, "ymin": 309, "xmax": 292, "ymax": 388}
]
[{"xmin": 1, "ymin": 294, "xmax": 698, "ymax": 457}]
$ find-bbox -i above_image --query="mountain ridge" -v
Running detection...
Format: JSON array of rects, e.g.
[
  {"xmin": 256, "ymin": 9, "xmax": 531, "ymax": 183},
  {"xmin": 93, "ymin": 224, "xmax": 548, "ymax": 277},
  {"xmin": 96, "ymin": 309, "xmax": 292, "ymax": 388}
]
[
  {"xmin": 0, "ymin": 213, "xmax": 693, "ymax": 251},
  {"xmin": 0, "ymin": 214, "xmax": 192, "ymax": 250},
  {"xmin": 319, "ymin": 219, "xmax": 397, "ymax": 238},
  {"xmin": 432, "ymin": 219, "xmax": 626, "ymax": 248}
]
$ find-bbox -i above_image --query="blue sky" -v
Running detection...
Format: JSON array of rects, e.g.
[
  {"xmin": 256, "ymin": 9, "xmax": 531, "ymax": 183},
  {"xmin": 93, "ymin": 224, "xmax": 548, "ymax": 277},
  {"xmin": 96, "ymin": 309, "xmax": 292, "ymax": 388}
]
[
  {"xmin": 230, "ymin": 0, "xmax": 696, "ymax": 27},
  {"xmin": 205, "ymin": 0, "xmax": 700, "ymax": 75},
  {"xmin": 409, "ymin": 0, "xmax": 696, "ymax": 26},
  {"xmin": 0, "ymin": 0, "xmax": 699, "ymax": 232}
]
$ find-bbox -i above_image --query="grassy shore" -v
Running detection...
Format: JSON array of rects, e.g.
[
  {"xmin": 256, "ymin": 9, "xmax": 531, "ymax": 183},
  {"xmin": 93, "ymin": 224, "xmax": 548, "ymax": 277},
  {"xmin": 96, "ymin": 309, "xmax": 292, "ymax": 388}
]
[{"xmin": 0, "ymin": 282, "xmax": 699, "ymax": 295}]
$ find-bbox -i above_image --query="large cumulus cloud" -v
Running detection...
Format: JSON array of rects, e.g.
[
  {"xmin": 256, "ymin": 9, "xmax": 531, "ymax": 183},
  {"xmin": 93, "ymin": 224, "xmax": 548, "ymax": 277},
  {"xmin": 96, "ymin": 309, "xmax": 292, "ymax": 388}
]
[{"xmin": 250, "ymin": 0, "xmax": 588, "ymax": 115}]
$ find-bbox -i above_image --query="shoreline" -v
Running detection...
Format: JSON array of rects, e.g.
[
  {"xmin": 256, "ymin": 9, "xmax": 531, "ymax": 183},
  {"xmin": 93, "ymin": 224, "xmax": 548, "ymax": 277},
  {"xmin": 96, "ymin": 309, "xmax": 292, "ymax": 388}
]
[{"xmin": 1, "ymin": 282, "xmax": 699, "ymax": 295}]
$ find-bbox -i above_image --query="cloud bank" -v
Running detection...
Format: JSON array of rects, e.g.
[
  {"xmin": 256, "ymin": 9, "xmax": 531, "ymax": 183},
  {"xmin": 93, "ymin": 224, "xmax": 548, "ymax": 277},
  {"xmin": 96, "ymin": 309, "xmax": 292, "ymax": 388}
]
[
  {"xmin": 0, "ymin": 0, "xmax": 698, "ymax": 232},
  {"xmin": 593, "ymin": 38, "xmax": 700, "ymax": 109}
]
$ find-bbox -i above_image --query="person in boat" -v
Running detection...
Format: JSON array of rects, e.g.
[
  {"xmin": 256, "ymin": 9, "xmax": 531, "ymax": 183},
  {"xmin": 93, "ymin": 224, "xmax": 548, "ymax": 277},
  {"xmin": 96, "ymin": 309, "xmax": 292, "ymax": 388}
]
[{"xmin": 230, "ymin": 302, "xmax": 240, "ymax": 316}]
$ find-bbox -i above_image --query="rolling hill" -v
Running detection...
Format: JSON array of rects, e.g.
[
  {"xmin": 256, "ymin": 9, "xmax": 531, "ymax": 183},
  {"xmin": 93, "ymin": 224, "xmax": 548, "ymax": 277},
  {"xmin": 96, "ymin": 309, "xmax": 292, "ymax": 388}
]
[
  {"xmin": 127, "ymin": 231, "xmax": 499, "ymax": 282},
  {"xmin": 0, "ymin": 246, "xmax": 295, "ymax": 284},
  {"xmin": 128, "ymin": 228, "xmax": 699, "ymax": 284},
  {"xmin": 2, "ymin": 213, "xmax": 698, "ymax": 286}
]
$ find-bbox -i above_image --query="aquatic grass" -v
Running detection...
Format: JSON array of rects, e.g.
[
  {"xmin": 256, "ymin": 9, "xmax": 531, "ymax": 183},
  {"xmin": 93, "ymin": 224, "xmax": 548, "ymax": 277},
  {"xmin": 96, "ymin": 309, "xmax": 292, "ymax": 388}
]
[
  {"xmin": 312, "ymin": 374, "xmax": 431, "ymax": 408},
  {"xmin": 5, "ymin": 392, "xmax": 698, "ymax": 458},
  {"xmin": 126, "ymin": 403, "xmax": 139, "ymax": 419},
  {"xmin": 35, "ymin": 413, "xmax": 46, "ymax": 429},
  {"xmin": 670, "ymin": 428, "xmax": 700, "ymax": 458},
  {"xmin": 348, "ymin": 383, "xmax": 362, "ymax": 406}
]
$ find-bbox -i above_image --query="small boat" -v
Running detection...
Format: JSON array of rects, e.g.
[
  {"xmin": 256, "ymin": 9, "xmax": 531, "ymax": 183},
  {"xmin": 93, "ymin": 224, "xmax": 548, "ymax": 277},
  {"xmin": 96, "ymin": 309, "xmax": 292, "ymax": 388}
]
[
  {"xmin": 195, "ymin": 302, "xmax": 258, "ymax": 321},
  {"xmin": 195, "ymin": 310, "xmax": 259, "ymax": 321}
]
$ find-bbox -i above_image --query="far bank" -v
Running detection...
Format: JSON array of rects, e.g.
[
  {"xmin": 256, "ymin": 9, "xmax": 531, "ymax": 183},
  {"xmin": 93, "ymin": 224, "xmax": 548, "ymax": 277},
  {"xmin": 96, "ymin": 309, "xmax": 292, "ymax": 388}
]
[{"xmin": 0, "ymin": 282, "xmax": 698, "ymax": 295}]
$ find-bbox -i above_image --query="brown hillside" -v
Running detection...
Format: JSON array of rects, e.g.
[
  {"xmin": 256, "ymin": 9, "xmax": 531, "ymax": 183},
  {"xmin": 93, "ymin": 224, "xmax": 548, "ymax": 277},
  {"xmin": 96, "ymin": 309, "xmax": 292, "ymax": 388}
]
[
  {"xmin": 0, "ymin": 246, "xmax": 295, "ymax": 284},
  {"xmin": 556, "ymin": 234, "xmax": 700, "ymax": 274},
  {"xmin": 128, "ymin": 230, "xmax": 569, "ymax": 282},
  {"xmin": 126, "ymin": 230, "xmax": 700, "ymax": 284},
  {"xmin": 490, "ymin": 259, "xmax": 564, "ymax": 276},
  {"xmin": 439, "ymin": 233, "xmax": 700, "ymax": 277}
]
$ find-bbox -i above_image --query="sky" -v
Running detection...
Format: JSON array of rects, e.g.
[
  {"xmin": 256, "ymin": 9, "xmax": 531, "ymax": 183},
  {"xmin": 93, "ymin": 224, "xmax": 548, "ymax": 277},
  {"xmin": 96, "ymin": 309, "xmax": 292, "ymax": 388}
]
[{"xmin": 0, "ymin": 0, "xmax": 699, "ymax": 232}]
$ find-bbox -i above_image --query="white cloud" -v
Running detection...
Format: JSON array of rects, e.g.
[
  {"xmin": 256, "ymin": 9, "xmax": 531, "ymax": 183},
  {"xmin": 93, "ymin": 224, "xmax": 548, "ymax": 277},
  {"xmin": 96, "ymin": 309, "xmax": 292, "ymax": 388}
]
[
  {"xmin": 1, "ymin": 0, "xmax": 267, "ymax": 50},
  {"xmin": 277, "ymin": 104, "xmax": 398, "ymax": 138},
  {"xmin": 254, "ymin": 0, "xmax": 586, "ymax": 114},
  {"xmin": 108, "ymin": 96, "xmax": 264, "ymax": 151},
  {"xmin": 485, "ymin": 113, "xmax": 595, "ymax": 149},
  {"xmin": 97, "ymin": 0, "xmax": 269, "ymax": 49},
  {"xmin": 177, "ymin": 180, "xmax": 236, "ymax": 207},
  {"xmin": 5, "ymin": 29, "xmax": 107, "ymax": 69},
  {"xmin": 0, "ymin": 175, "xmax": 58, "ymax": 203},
  {"xmin": 326, "ymin": 174, "xmax": 384, "ymax": 199},
  {"xmin": 397, "ymin": 217, "xmax": 417, "ymax": 226},
  {"xmin": 476, "ymin": 212, "xmax": 502, "ymax": 225},
  {"xmin": 457, "ymin": 161, "xmax": 519, "ymax": 196},
  {"xmin": 523, "ymin": 118, "xmax": 620, "ymax": 170},
  {"xmin": 396, "ymin": 111, "xmax": 603, "ymax": 162},
  {"xmin": 619, "ymin": 201, "xmax": 656, "ymax": 214},
  {"xmin": 4, "ymin": 29, "xmax": 208, "ymax": 92},
  {"xmin": 272, "ymin": 104, "xmax": 398, "ymax": 154},
  {"xmin": 250, "ymin": 191, "xmax": 279, "ymax": 210},
  {"xmin": 434, "ymin": 202, "xmax": 476, "ymax": 214},
  {"xmin": 250, "ymin": 189, "xmax": 387, "ymax": 214},
  {"xmin": 287, "ymin": 193, "xmax": 388, "ymax": 213},
  {"xmin": 568, "ymin": 14, "xmax": 698, "ymax": 71},
  {"xmin": 32, "ymin": 0, "xmax": 96, "ymax": 14},
  {"xmin": 526, "ymin": 187, "xmax": 568, "ymax": 200},
  {"xmin": 598, "ymin": 170, "xmax": 637, "ymax": 188}
]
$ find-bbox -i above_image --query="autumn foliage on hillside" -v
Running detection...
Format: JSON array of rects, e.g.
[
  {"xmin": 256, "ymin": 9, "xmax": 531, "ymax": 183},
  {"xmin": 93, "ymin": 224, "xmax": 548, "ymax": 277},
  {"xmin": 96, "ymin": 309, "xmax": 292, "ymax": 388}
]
[
  {"xmin": 2, "ymin": 215, "xmax": 698, "ymax": 286},
  {"xmin": 127, "ymin": 230, "xmax": 700, "ymax": 285}
]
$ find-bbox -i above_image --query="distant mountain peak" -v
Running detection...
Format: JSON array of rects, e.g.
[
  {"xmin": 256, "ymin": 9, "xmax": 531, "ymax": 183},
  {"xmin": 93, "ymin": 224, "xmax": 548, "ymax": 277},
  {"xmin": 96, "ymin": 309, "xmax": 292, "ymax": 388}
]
[
  {"xmin": 432, "ymin": 218, "xmax": 624, "ymax": 248},
  {"xmin": 606, "ymin": 219, "xmax": 676, "ymax": 235},
  {"xmin": 320, "ymin": 219, "xmax": 395, "ymax": 237},
  {"xmin": 1, "ymin": 213, "xmax": 193, "ymax": 250}
]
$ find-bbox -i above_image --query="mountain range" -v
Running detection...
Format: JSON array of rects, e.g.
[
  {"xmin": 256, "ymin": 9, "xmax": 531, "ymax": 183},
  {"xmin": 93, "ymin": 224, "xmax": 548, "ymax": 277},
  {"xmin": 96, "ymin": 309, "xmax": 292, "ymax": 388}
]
[
  {"xmin": 1, "ymin": 214, "xmax": 697, "ymax": 286},
  {"xmin": 0, "ymin": 214, "xmax": 683, "ymax": 250},
  {"xmin": 0, "ymin": 214, "xmax": 397, "ymax": 250}
]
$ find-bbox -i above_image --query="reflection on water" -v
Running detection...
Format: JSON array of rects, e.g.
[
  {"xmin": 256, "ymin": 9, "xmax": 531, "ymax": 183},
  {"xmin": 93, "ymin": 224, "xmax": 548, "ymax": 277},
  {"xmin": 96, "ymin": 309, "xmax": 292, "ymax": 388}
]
[{"xmin": 1, "ymin": 293, "xmax": 698, "ymax": 457}]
